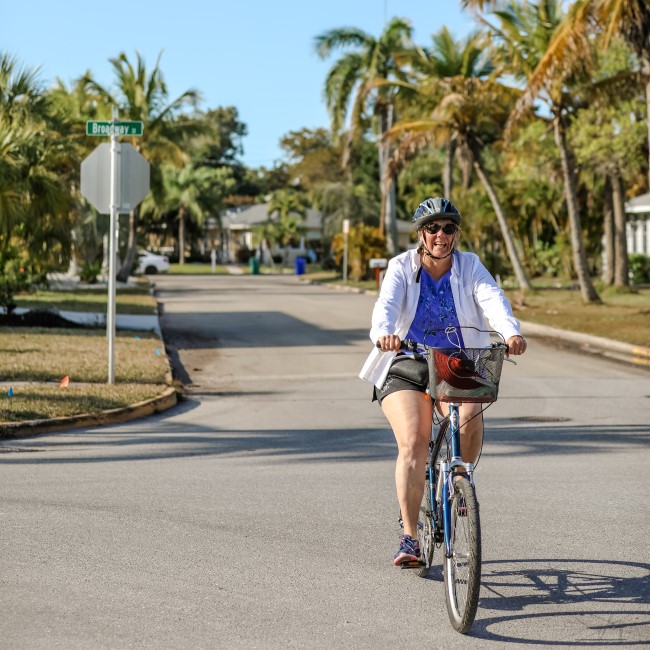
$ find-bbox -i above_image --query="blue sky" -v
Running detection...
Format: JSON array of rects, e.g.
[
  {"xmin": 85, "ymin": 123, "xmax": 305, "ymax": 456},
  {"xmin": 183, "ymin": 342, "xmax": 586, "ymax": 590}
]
[{"xmin": 2, "ymin": 1, "xmax": 476, "ymax": 168}]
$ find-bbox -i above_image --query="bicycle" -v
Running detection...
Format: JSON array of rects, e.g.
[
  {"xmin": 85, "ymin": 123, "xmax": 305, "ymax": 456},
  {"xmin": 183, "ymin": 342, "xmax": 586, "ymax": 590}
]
[{"xmin": 395, "ymin": 328, "xmax": 511, "ymax": 633}]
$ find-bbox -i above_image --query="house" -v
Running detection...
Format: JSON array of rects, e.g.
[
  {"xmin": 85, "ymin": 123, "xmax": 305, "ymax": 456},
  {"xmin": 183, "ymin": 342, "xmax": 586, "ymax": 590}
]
[
  {"xmin": 624, "ymin": 193, "xmax": 650, "ymax": 256},
  {"xmin": 219, "ymin": 203, "xmax": 323, "ymax": 264},
  {"xmin": 216, "ymin": 202, "xmax": 416, "ymax": 264}
]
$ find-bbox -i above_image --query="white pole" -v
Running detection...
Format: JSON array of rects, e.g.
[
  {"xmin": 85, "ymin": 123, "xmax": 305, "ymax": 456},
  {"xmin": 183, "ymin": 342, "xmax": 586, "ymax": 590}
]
[
  {"xmin": 342, "ymin": 219, "xmax": 349, "ymax": 283},
  {"xmin": 107, "ymin": 106, "xmax": 119, "ymax": 384}
]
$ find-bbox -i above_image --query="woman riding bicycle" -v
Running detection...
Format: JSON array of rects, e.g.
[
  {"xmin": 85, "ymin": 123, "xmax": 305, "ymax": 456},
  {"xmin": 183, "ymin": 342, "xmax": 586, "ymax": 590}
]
[{"xmin": 359, "ymin": 197, "xmax": 527, "ymax": 566}]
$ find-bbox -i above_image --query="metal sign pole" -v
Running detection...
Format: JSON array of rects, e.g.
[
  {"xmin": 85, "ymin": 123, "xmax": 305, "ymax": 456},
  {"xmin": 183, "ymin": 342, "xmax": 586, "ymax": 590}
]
[
  {"xmin": 342, "ymin": 219, "xmax": 349, "ymax": 283},
  {"xmin": 107, "ymin": 106, "xmax": 119, "ymax": 384}
]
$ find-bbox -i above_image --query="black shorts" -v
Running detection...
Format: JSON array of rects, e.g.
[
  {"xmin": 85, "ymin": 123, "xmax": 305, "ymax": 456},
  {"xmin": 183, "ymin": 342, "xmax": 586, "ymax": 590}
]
[{"xmin": 372, "ymin": 356, "xmax": 428, "ymax": 405}]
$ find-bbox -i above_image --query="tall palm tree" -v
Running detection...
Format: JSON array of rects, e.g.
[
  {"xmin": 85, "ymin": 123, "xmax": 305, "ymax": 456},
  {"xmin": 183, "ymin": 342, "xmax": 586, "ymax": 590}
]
[
  {"xmin": 473, "ymin": 0, "xmax": 601, "ymax": 302},
  {"xmin": 410, "ymin": 27, "xmax": 495, "ymax": 196},
  {"xmin": 84, "ymin": 51, "xmax": 200, "ymax": 280},
  {"xmin": 498, "ymin": 0, "xmax": 650, "ymax": 187},
  {"xmin": 0, "ymin": 53, "xmax": 75, "ymax": 272},
  {"xmin": 160, "ymin": 163, "xmax": 235, "ymax": 265},
  {"xmin": 388, "ymin": 75, "xmax": 532, "ymax": 290},
  {"xmin": 265, "ymin": 189, "xmax": 308, "ymax": 263},
  {"xmin": 315, "ymin": 18, "xmax": 413, "ymax": 255}
]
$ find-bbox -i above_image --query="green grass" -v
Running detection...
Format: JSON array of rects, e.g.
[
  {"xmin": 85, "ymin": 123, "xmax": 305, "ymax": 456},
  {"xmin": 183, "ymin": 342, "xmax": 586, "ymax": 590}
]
[
  {"xmin": 0, "ymin": 384, "xmax": 166, "ymax": 422},
  {"xmin": 15, "ymin": 288, "xmax": 157, "ymax": 314},
  {"xmin": 0, "ymin": 327, "xmax": 170, "ymax": 384},
  {"xmin": 506, "ymin": 287, "xmax": 650, "ymax": 347},
  {"xmin": 168, "ymin": 263, "xmax": 230, "ymax": 275},
  {"xmin": 0, "ymin": 326, "xmax": 170, "ymax": 424}
]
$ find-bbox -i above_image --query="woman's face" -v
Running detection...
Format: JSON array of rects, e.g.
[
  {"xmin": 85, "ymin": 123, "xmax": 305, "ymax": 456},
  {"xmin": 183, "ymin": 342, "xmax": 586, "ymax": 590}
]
[{"xmin": 419, "ymin": 219, "xmax": 458, "ymax": 256}]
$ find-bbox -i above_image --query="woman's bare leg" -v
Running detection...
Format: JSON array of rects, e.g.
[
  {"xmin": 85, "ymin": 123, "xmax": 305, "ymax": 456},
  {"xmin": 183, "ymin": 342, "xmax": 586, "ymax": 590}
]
[{"xmin": 381, "ymin": 390, "xmax": 433, "ymax": 538}]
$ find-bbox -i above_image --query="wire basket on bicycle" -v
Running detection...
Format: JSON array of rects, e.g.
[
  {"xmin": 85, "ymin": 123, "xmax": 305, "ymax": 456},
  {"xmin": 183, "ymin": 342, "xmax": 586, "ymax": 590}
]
[{"xmin": 426, "ymin": 345, "xmax": 506, "ymax": 403}]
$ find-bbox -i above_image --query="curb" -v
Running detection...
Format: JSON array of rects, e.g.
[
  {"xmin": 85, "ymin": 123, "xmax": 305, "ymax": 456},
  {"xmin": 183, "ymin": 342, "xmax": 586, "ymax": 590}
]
[
  {"xmin": 0, "ymin": 386, "xmax": 179, "ymax": 440},
  {"xmin": 519, "ymin": 320, "xmax": 650, "ymax": 368}
]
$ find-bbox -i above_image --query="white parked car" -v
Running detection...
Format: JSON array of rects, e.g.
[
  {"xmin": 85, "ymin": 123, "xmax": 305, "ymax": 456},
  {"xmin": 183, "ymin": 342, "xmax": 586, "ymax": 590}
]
[{"xmin": 135, "ymin": 251, "xmax": 170, "ymax": 275}]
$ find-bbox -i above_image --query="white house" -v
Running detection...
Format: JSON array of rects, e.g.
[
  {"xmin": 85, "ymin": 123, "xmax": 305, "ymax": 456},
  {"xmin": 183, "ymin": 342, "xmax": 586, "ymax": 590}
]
[
  {"xmin": 624, "ymin": 192, "xmax": 650, "ymax": 256},
  {"xmin": 220, "ymin": 203, "xmax": 324, "ymax": 263}
]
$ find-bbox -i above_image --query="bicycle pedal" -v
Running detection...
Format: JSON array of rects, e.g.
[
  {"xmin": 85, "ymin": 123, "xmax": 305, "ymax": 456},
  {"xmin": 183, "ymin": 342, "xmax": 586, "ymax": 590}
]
[{"xmin": 400, "ymin": 560, "xmax": 424, "ymax": 569}]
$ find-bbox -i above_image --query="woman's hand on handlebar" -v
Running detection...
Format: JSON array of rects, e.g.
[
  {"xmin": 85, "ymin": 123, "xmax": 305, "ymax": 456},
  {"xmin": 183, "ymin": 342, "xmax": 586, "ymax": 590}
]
[
  {"xmin": 376, "ymin": 334, "xmax": 402, "ymax": 352},
  {"xmin": 506, "ymin": 334, "xmax": 527, "ymax": 356}
]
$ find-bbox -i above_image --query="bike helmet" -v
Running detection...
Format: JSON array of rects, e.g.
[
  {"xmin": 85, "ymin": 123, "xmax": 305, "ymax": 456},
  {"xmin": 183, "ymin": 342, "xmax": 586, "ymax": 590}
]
[{"xmin": 412, "ymin": 197, "xmax": 461, "ymax": 229}]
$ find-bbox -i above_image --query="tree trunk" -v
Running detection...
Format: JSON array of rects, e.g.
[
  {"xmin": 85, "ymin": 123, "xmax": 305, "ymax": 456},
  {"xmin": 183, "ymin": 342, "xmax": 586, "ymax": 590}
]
[
  {"xmin": 472, "ymin": 155, "xmax": 532, "ymax": 291},
  {"xmin": 116, "ymin": 207, "xmax": 139, "ymax": 282},
  {"xmin": 443, "ymin": 139, "xmax": 456, "ymax": 198},
  {"xmin": 377, "ymin": 141, "xmax": 385, "ymax": 238},
  {"xmin": 380, "ymin": 104, "xmax": 398, "ymax": 256},
  {"xmin": 644, "ymin": 56, "xmax": 650, "ymax": 190},
  {"xmin": 178, "ymin": 206, "xmax": 187, "ymax": 266},
  {"xmin": 552, "ymin": 113, "xmax": 601, "ymax": 303},
  {"xmin": 602, "ymin": 184, "xmax": 615, "ymax": 285},
  {"xmin": 610, "ymin": 174, "xmax": 629, "ymax": 287}
]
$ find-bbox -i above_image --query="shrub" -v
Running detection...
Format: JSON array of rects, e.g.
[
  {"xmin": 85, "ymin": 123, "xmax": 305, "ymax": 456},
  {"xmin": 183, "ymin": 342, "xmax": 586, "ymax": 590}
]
[
  {"xmin": 629, "ymin": 254, "xmax": 650, "ymax": 285},
  {"xmin": 79, "ymin": 262, "xmax": 102, "ymax": 284},
  {"xmin": 331, "ymin": 224, "xmax": 386, "ymax": 281},
  {"xmin": 0, "ymin": 246, "xmax": 31, "ymax": 314}
]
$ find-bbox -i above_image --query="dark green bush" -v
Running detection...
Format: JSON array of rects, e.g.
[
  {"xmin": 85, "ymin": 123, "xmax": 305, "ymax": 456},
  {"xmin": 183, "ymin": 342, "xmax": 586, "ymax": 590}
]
[{"xmin": 629, "ymin": 254, "xmax": 650, "ymax": 285}]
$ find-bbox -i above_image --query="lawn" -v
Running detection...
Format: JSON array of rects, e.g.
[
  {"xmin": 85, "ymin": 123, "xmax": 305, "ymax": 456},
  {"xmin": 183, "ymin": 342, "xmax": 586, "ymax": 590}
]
[
  {"xmin": 0, "ymin": 327, "xmax": 170, "ymax": 425},
  {"xmin": 301, "ymin": 272, "xmax": 650, "ymax": 348},
  {"xmin": 14, "ymin": 286, "xmax": 157, "ymax": 314},
  {"xmin": 505, "ymin": 287, "xmax": 650, "ymax": 348},
  {"xmin": 168, "ymin": 263, "xmax": 230, "ymax": 275}
]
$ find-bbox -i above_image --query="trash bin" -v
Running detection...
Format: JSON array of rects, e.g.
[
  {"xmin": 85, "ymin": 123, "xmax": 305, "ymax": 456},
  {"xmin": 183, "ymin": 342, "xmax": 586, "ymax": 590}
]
[
  {"xmin": 249, "ymin": 256, "xmax": 260, "ymax": 275},
  {"xmin": 295, "ymin": 256, "xmax": 306, "ymax": 276}
]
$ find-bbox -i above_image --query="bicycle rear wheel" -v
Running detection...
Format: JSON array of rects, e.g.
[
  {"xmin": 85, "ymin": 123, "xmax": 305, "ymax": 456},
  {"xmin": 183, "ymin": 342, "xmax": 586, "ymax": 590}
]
[
  {"xmin": 443, "ymin": 476, "xmax": 481, "ymax": 633},
  {"xmin": 416, "ymin": 476, "xmax": 435, "ymax": 577}
]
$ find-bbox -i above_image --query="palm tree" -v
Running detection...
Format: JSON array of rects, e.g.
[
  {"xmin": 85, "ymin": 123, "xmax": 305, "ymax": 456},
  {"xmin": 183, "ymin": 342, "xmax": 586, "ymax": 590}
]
[
  {"xmin": 84, "ymin": 51, "xmax": 200, "ymax": 280},
  {"xmin": 496, "ymin": 0, "xmax": 650, "ymax": 188},
  {"xmin": 410, "ymin": 27, "xmax": 495, "ymax": 196},
  {"xmin": 471, "ymin": 0, "xmax": 601, "ymax": 302},
  {"xmin": 387, "ymin": 73, "xmax": 532, "ymax": 290},
  {"xmin": 160, "ymin": 163, "xmax": 235, "ymax": 265},
  {"xmin": 315, "ymin": 18, "xmax": 413, "ymax": 255},
  {"xmin": 0, "ymin": 53, "xmax": 75, "ymax": 274},
  {"xmin": 267, "ymin": 189, "xmax": 308, "ymax": 263}
]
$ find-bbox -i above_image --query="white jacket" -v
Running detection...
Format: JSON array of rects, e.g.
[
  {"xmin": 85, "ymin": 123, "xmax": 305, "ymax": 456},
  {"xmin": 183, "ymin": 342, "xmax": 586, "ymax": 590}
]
[{"xmin": 359, "ymin": 248, "xmax": 521, "ymax": 388}]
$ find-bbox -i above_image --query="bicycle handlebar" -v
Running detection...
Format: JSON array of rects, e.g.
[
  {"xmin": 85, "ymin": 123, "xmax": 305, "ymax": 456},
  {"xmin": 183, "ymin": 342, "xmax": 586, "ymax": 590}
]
[{"xmin": 375, "ymin": 327, "xmax": 508, "ymax": 351}]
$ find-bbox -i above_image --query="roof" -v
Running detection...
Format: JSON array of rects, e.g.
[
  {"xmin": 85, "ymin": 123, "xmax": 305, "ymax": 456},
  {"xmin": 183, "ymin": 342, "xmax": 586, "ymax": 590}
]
[
  {"xmin": 222, "ymin": 204, "xmax": 323, "ymax": 230},
  {"xmin": 625, "ymin": 192, "xmax": 650, "ymax": 214}
]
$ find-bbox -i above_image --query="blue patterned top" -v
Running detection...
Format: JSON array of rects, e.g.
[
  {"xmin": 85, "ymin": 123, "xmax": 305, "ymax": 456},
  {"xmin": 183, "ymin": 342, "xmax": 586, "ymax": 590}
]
[{"xmin": 404, "ymin": 268, "xmax": 465, "ymax": 348}]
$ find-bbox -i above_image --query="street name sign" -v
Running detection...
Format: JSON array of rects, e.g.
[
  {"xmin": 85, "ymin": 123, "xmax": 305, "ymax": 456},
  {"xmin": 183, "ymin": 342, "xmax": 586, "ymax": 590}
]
[{"xmin": 86, "ymin": 120, "xmax": 144, "ymax": 136}]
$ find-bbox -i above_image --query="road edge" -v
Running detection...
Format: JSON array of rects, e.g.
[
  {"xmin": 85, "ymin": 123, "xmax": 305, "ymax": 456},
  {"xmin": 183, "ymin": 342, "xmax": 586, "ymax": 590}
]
[{"xmin": 0, "ymin": 386, "xmax": 179, "ymax": 441}]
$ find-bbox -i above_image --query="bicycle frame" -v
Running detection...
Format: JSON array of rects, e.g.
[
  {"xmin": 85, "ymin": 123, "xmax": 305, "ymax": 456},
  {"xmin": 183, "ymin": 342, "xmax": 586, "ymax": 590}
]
[{"xmin": 426, "ymin": 402, "xmax": 474, "ymax": 558}]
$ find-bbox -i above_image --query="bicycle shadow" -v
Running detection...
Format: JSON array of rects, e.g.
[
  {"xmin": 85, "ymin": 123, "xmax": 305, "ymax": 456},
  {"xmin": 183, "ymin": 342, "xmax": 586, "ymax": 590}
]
[{"xmin": 470, "ymin": 558, "xmax": 650, "ymax": 645}]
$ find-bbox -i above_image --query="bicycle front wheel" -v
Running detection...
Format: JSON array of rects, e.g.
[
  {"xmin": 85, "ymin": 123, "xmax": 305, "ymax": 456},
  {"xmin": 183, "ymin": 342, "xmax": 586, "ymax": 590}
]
[{"xmin": 443, "ymin": 476, "xmax": 481, "ymax": 633}]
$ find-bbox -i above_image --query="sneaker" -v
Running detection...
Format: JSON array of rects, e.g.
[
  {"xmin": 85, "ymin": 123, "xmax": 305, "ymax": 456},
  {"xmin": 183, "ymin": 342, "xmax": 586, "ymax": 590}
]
[{"xmin": 393, "ymin": 534, "xmax": 420, "ymax": 566}]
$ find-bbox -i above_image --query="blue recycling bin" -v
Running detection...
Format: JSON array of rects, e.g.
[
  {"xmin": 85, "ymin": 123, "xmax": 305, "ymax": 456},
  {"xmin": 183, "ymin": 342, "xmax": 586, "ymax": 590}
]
[
  {"xmin": 295, "ymin": 256, "xmax": 306, "ymax": 275},
  {"xmin": 249, "ymin": 256, "xmax": 260, "ymax": 275}
]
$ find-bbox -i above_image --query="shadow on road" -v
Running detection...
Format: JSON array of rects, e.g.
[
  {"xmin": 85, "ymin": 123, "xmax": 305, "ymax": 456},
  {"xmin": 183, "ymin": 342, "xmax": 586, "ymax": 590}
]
[
  {"xmin": 483, "ymin": 422, "xmax": 650, "ymax": 457},
  {"xmin": 2, "ymin": 404, "xmax": 649, "ymax": 464},
  {"xmin": 469, "ymin": 558, "xmax": 649, "ymax": 645}
]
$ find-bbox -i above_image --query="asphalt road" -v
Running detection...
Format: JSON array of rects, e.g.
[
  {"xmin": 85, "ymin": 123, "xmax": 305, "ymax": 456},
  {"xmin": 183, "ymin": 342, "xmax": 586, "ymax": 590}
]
[{"xmin": 1, "ymin": 274, "xmax": 649, "ymax": 649}]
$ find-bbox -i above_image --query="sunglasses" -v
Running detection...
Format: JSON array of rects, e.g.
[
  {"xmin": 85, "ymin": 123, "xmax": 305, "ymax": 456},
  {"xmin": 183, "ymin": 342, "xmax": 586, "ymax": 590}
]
[{"xmin": 422, "ymin": 223, "xmax": 458, "ymax": 235}]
